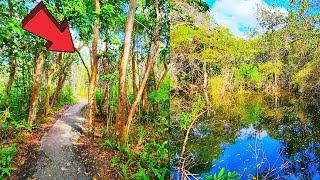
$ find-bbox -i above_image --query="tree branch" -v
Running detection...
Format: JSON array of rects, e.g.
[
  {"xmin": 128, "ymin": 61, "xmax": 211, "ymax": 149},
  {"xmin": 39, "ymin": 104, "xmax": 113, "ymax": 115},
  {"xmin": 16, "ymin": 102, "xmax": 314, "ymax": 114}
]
[{"xmin": 76, "ymin": 48, "xmax": 90, "ymax": 79}]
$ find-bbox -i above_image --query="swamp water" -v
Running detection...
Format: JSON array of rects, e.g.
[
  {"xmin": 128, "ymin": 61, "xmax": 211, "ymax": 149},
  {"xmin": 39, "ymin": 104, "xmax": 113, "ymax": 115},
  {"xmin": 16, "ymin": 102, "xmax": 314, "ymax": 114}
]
[{"xmin": 171, "ymin": 93, "xmax": 320, "ymax": 179}]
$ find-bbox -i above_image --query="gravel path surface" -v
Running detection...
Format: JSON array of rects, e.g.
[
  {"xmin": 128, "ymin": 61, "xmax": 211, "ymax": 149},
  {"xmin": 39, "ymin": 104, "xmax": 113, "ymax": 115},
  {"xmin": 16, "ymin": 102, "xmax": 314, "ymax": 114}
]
[{"xmin": 32, "ymin": 100, "xmax": 91, "ymax": 180}]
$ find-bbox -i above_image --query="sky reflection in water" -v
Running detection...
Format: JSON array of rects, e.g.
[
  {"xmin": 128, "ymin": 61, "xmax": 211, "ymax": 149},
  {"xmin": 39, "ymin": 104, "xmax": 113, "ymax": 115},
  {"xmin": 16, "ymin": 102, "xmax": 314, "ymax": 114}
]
[{"xmin": 199, "ymin": 125, "xmax": 320, "ymax": 180}]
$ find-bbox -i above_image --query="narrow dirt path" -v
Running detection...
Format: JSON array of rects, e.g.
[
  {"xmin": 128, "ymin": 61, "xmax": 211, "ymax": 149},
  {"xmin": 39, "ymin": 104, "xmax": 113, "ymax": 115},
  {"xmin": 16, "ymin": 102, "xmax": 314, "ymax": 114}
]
[{"xmin": 31, "ymin": 99, "xmax": 90, "ymax": 180}]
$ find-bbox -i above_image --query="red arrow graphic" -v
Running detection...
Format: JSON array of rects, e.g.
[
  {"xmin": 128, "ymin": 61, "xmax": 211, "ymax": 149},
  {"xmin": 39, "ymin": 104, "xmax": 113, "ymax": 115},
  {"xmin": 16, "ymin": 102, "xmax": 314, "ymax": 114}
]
[{"xmin": 22, "ymin": 1, "xmax": 75, "ymax": 52}]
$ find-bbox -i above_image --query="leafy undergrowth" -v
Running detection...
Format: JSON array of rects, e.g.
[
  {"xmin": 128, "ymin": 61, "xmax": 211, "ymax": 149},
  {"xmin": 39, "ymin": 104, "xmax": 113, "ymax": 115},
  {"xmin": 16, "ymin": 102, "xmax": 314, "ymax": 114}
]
[
  {"xmin": 203, "ymin": 168, "xmax": 239, "ymax": 180},
  {"xmin": 0, "ymin": 105, "xmax": 72, "ymax": 180},
  {"xmin": 76, "ymin": 114, "xmax": 169, "ymax": 180},
  {"xmin": 0, "ymin": 144, "xmax": 17, "ymax": 179},
  {"xmin": 74, "ymin": 135, "xmax": 120, "ymax": 179}
]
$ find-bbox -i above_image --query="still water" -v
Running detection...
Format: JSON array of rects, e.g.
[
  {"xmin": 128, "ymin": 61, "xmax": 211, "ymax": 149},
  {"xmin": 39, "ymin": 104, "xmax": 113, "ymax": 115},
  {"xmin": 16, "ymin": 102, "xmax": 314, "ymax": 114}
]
[{"xmin": 172, "ymin": 93, "xmax": 320, "ymax": 179}]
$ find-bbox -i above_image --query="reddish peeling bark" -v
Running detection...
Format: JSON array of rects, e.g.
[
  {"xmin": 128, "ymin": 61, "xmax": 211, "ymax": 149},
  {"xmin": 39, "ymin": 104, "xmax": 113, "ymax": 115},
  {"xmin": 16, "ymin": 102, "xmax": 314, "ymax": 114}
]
[
  {"xmin": 28, "ymin": 52, "xmax": 44, "ymax": 125},
  {"xmin": 132, "ymin": 38, "xmax": 137, "ymax": 99},
  {"xmin": 116, "ymin": 0, "xmax": 137, "ymax": 143},
  {"xmin": 121, "ymin": 0, "xmax": 162, "ymax": 143},
  {"xmin": 88, "ymin": 0, "xmax": 100, "ymax": 138},
  {"xmin": 123, "ymin": 41, "xmax": 161, "ymax": 143},
  {"xmin": 45, "ymin": 52, "xmax": 62, "ymax": 115},
  {"xmin": 50, "ymin": 74, "xmax": 66, "ymax": 108}
]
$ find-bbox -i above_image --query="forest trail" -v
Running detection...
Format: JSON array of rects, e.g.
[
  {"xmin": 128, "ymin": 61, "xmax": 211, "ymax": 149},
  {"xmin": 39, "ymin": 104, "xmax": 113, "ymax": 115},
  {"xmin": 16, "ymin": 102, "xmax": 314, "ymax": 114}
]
[{"xmin": 31, "ymin": 99, "xmax": 90, "ymax": 180}]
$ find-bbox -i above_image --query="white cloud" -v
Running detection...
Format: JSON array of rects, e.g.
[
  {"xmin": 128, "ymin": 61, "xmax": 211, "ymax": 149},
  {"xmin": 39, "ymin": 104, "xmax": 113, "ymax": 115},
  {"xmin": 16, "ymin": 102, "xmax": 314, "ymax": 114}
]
[{"xmin": 210, "ymin": 0, "xmax": 288, "ymax": 38}]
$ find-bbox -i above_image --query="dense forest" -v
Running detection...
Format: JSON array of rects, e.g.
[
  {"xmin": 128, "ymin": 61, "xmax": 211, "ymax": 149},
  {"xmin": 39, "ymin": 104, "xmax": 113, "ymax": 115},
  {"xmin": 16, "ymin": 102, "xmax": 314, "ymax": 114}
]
[
  {"xmin": 171, "ymin": 0, "xmax": 320, "ymax": 179},
  {"xmin": 0, "ymin": 0, "xmax": 169, "ymax": 179}
]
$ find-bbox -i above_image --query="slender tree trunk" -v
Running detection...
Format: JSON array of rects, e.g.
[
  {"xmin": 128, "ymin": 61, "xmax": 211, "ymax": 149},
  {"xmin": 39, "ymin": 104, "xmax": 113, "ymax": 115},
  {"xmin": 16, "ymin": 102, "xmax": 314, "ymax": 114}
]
[
  {"xmin": 102, "ymin": 83, "xmax": 109, "ymax": 116},
  {"xmin": 154, "ymin": 53, "xmax": 168, "ymax": 114},
  {"xmin": 203, "ymin": 62, "xmax": 210, "ymax": 105},
  {"xmin": 122, "ymin": 41, "xmax": 161, "ymax": 143},
  {"xmin": 105, "ymin": 83, "xmax": 111, "ymax": 131},
  {"xmin": 116, "ymin": 0, "xmax": 137, "ymax": 143},
  {"xmin": 150, "ymin": 64, "xmax": 157, "ymax": 116},
  {"xmin": 142, "ymin": 89, "xmax": 148, "ymax": 112},
  {"xmin": 6, "ymin": 0, "xmax": 15, "ymax": 108},
  {"xmin": 132, "ymin": 38, "xmax": 137, "ymax": 99},
  {"xmin": 137, "ymin": 47, "xmax": 142, "ymax": 119},
  {"xmin": 107, "ymin": 83, "xmax": 113, "ymax": 131},
  {"xmin": 7, "ymin": 0, "xmax": 13, "ymax": 15},
  {"xmin": 76, "ymin": 48, "xmax": 90, "ymax": 79},
  {"xmin": 45, "ymin": 52, "xmax": 62, "ymax": 115},
  {"xmin": 151, "ymin": 64, "xmax": 157, "ymax": 90},
  {"xmin": 141, "ymin": 45, "xmax": 152, "ymax": 113},
  {"xmin": 5, "ymin": 0, "xmax": 15, "ymax": 108},
  {"xmin": 88, "ymin": 0, "xmax": 100, "ymax": 138},
  {"xmin": 157, "ymin": 53, "xmax": 168, "ymax": 90},
  {"xmin": 22, "ymin": 60, "xmax": 26, "ymax": 94},
  {"xmin": 5, "ymin": 58, "xmax": 16, "ymax": 107},
  {"xmin": 102, "ymin": 39, "xmax": 110, "ymax": 118},
  {"xmin": 50, "ymin": 59, "xmax": 72, "ymax": 108},
  {"xmin": 122, "ymin": 0, "xmax": 162, "ymax": 142},
  {"xmin": 50, "ymin": 74, "xmax": 66, "ymax": 108},
  {"xmin": 28, "ymin": 52, "xmax": 44, "ymax": 125},
  {"xmin": 178, "ymin": 110, "xmax": 205, "ymax": 179}
]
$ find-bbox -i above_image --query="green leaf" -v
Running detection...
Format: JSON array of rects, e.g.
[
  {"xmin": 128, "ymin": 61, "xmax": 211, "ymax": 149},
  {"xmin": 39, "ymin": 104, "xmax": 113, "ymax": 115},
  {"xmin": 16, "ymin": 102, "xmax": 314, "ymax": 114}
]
[
  {"xmin": 203, "ymin": 173, "xmax": 214, "ymax": 180},
  {"xmin": 218, "ymin": 167, "xmax": 225, "ymax": 178}
]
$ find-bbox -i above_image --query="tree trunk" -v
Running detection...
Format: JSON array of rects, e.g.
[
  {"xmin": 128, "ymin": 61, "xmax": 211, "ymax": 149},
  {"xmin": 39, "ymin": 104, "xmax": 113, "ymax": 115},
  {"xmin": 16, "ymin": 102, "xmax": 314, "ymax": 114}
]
[
  {"xmin": 45, "ymin": 52, "xmax": 62, "ymax": 115},
  {"xmin": 157, "ymin": 53, "xmax": 168, "ymax": 90},
  {"xmin": 5, "ymin": 0, "xmax": 15, "ymax": 108},
  {"xmin": 50, "ymin": 59, "xmax": 72, "ymax": 108},
  {"xmin": 122, "ymin": 0, "xmax": 162, "ymax": 142},
  {"xmin": 132, "ymin": 38, "xmax": 137, "ymax": 99},
  {"xmin": 101, "ymin": 83, "xmax": 109, "ymax": 116},
  {"xmin": 88, "ymin": 0, "xmax": 100, "ymax": 138},
  {"xmin": 101, "ymin": 39, "xmax": 110, "ymax": 118},
  {"xmin": 203, "ymin": 62, "xmax": 210, "ymax": 105},
  {"xmin": 151, "ymin": 64, "xmax": 157, "ymax": 91},
  {"xmin": 141, "ymin": 44, "xmax": 152, "ymax": 113},
  {"xmin": 5, "ymin": 58, "xmax": 16, "ymax": 107},
  {"xmin": 122, "ymin": 41, "xmax": 161, "ymax": 143},
  {"xmin": 28, "ymin": 52, "xmax": 44, "ymax": 125},
  {"xmin": 76, "ymin": 48, "xmax": 90, "ymax": 79},
  {"xmin": 142, "ymin": 89, "xmax": 148, "ymax": 112},
  {"xmin": 116, "ymin": 0, "xmax": 137, "ymax": 143},
  {"xmin": 50, "ymin": 74, "xmax": 66, "ymax": 108}
]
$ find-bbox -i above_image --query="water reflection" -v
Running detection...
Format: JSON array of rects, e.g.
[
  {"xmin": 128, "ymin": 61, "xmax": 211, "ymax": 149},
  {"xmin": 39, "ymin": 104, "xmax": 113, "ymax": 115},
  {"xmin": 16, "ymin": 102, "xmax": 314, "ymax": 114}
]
[
  {"xmin": 202, "ymin": 126, "xmax": 285, "ymax": 179},
  {"xmin": 171, "ymin": 93, "xmax": 320, "ymax": 179}
]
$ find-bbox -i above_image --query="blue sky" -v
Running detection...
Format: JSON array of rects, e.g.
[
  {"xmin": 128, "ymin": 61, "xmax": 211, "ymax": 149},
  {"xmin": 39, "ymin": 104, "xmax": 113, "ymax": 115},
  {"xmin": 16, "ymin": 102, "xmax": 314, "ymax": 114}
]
[
  {"xmin": 205, "ymin": 0, "xmax": 291, "ymax": 38},
  {"xmin": 205, "ymin": 0, "xmax": 291, "ymax": 8}
]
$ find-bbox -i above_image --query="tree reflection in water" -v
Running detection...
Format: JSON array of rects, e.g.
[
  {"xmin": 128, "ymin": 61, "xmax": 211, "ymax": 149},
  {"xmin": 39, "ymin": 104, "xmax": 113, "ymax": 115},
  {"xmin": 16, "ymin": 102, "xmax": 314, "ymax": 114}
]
[{"xmin": 171, "ymin": 93, "xmax": 320, "ymax": 179}]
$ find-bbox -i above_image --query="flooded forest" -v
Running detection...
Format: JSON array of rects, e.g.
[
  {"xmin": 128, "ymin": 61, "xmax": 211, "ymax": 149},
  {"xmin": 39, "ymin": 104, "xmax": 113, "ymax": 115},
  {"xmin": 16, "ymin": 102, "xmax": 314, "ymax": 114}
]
[{"xmin": 170, "ymin": 0, "xmax": 320, "ymax": 179}]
